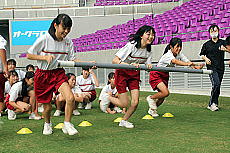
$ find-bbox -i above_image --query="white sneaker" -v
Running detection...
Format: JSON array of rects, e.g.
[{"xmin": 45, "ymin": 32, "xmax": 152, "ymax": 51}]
[
  {"xmin": 148, "ymin": 108, "xmax": 159, "ymax": 117},
  {"xmin": 62, "ymin": 122, "xmax": 78, "ymax": 135},
  {"xmin": 78, "ymin": 103, "xmax": 84, "ymax": 109},
  {"xmin": 207, "ymin": 103, "xmax": 219, "ymax": 111},
  {"xmin": 43, "ymin": 122, "xmax": 53, "ymax": 135},
  {"xmin": 73, "ymin": 109, "xmax": 80, "ymax": 116},
  {"xmin": 29, "ymin": 113, "xmax": 41, "ymax": 120},
  {"xmin": 53, "ymin": 110, "xmax": 61, "ymax": 116},
  {"xmin": 85, "ymin": 102, "xmax": 92, "ymax": 110},
  {"xmin": 34, "ymin": 116, "xmax": 42, "ymax": 120},
  {"xmin": 38, "ymin": 105, "xmax": 44, "ymax": 113},
  {"xmin": 114, "ymin": 107, "xmax": 122, "ymax": 113},
  {"xmin": 146, "ymin": 96, "xmax": 157, "ymax": 110},
  {"xmin": 119, "ymin": 120, "xmax": 134, "ymax": 128},
  {"xmin": 29, "ymin": 113, "xmax": 35, "ymax": 119},
  {"xmin": 8, "ymin": 110, "xmax": 16, "ymax": 120}
]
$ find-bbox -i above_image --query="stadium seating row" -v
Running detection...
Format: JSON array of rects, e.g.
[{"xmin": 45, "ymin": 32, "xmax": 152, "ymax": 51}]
[
  {"xmin": 73, "ymin": 0, "xmax": 230, "ymax": 52},
  {"xmin": 94, "ymin": 0, "xmax": 179, "ymax": 6}
]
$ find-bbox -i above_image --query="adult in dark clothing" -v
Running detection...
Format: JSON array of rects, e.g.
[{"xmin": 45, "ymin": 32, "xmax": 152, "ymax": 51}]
[{"xmin": 200, "ymin": 25, "xmax": 227, "ymax": 111}]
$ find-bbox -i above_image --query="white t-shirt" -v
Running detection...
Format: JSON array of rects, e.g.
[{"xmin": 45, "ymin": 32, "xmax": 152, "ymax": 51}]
[
  {"xmin": 157, "ymin": 50, "xmax": 190, "ymax": 67},
  {"xmin": 99, "ymin": 84, "xmax": 117, "ymax": 101},
  {"xmin": 99, "ymin": 84, "xmax": 117, "ymax": 112},
  {"xmin": 8, "ymin": 81, "xmax": 23, "ymax": 102},
  {"xmin": 0, "ymin": 35, "xmax": 7, "ymax": 72},
  {"xmin": 4, "ymin": 81, "xmax": 11, "ymax": 94},
  {"xmin": 15, "ymin": 69, "xmax": 26, "ymax": 81},
  {"xmin": 76, "ymin": 74, "xmax": 96, "ymax": 92},
  {"xmin": 27, "ymin": 33, "xmax": 75, "ymax": 70},
  {"xmin": 71, "ymin": 85, "xmax": 82, "ymax": 94},
  {"xmin": 115, "ymin": 41, "xmax": 152, "ymax": 64}
]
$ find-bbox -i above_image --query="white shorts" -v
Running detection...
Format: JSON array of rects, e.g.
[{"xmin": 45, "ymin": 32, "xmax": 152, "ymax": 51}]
[
  {"xmin": 100, "ymin": 102, "xmax": 108, "ymax": 113},
  {"xmin": 99, "ymin": 95, "xmax": 110, "ymax": 113}
]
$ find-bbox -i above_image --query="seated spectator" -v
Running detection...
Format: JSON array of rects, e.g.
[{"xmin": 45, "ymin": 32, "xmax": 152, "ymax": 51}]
[
  {"xmin": 0, "ymin": 70, "xmax": 20, "ymax": 116},
  {"xmin": 26, "ymin": 64, "xmax": 35, "ymax": 72},
  {"xmin": 5, "ymin": 72, "xmax": 41, "ymax": 120},
  {"xmin": 54, "ymin": 73, "xmax": 83, "ymax": 116},
  {"xmin": 5, "ymin": 70, "xmax": 19, "ymax": 94},
  {"xmin": 7, "ymin": 59, "xmax": 26, "ymax": 81},
  {"xmin": 76, "ymin": 67, "xmax": 99, "ymax": 109},
  {"xmin": 99, "ymin": 72, "xmax": 125, "ymax": 114}
]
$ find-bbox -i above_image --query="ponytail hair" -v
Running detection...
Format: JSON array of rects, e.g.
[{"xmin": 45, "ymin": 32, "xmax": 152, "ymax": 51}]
[
  {"xmin": 129, "ymin": 25, "xmax": 155, "ymax": 52},
  {"xmin": 48, "ymin": 14, "xmax": 72, "ymax": 41},
  {"xmin": 163, "ymin": 37, "xmax": 182, "ymax": 54},
  {"xmin": 21, "ymin": 72, "xmax": 34, "ymax": 97}
]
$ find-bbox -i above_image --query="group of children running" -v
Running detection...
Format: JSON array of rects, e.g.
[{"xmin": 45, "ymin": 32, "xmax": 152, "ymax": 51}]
[{"xmin": 1, "ymin": 13, "xmax": 230, "ymax": 135}]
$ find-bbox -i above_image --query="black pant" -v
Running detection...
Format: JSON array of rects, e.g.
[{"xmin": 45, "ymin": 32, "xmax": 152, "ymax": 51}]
[{"xmin": 208, "ymin": 70, "xmax": 224, "ymax": 106}]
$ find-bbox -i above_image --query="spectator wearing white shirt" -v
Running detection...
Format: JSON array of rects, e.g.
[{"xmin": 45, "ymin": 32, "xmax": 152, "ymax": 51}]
[
  {"xmin": 5, "ymin": 72, "xmax": 41, "ymax": 120},
  {"xmin": 7, "ymin": 59, "xmax": 26, "ymax": 81},
  {"xmin": 54, "ymin": 73, "xmax": 83, "ymax": 116},
  {"xmin": 76, "ymin": 67, "xmax": 99, "ymax": 110},
  {"xmin": 99, "ymin": 72, "xmax": 125, "ymax": 114},
  {"xmin": 4, "ymin": 70, "xmax": 19, "ymax": 95}
]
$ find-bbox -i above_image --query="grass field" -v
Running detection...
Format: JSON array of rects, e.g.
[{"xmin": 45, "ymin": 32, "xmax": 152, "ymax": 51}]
[{"xmin": 0, "ymin": 90, "xmax": 230, "ymax": 153}]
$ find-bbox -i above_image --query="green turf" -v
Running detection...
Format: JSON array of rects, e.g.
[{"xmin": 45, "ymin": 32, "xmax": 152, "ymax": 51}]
[{"xmin": 0, "ymin": 90, "xmax": 230, "ymax": 153}]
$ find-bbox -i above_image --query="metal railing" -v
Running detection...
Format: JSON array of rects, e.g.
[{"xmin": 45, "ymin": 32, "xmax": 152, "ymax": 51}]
[{"xmin": 16, "ymin": 63, "xmax": 230, "ymax": 97}]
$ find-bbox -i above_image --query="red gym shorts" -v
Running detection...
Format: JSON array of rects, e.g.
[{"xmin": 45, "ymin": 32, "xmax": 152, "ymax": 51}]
[
  {"xmin": 149, "ymin": 71, "xmax": 169, "ymax": 91},
  {"xmin": 5, "ymin": 94, "xmax": 23, "ymax": 110},
  {"xmin": 34, "ymin": 68, "xmax": 68, "ymax": 104},
  {"xmin": 115, "ymin": 69, "xmax": 140, "ymax": 94},
  {"xmin": 0, "ymin": 73, "xmax": 7, "ymax": 102}
]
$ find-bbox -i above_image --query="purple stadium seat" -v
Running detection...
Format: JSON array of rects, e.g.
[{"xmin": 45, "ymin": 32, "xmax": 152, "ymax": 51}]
[
  {"xmin": 219, "ymin": 29, "xmax": 226, "ymax": 38},
  {"xmin": 180, "ymin": 33, "xmax": 190, "ymax": 42},
  {"xmin": 190, "ymin": 32, "xmax": 199, "ymax": 41},
  {"xmin": 200, "ymin": 31, "xmax": 210, "ymax": 40},
  {"xmin": 77, "ymin": 0, "xmax": 229, "ymax": 51},
  {"xmin": 211, "ymin": 18, "xmax": 221, "ymax": 25},
  {"xmin": 224, "ymin": 29, "xmax": 230, "ymax": 37},
  {"xmin": 223, "ymin": 12, "xmax": 230, "ymax": 18},
  {"xmin": 200, "ymin": 20, "xmax": 212, "ymax": 27}
]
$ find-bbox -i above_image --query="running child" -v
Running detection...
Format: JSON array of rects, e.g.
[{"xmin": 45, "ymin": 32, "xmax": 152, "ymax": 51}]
[
  {"xmin": 27, "ymin": 14, "xmax": 79, "ymax": 135},
  {"xmin": 111, "ymin": 25, "xmax": 155, "ymax": 128},
  {"xmin": 76, "ymin": 67, "xmax": 99, "ymax": 110},
  {"xmin": 147, "ymin": 37, "xmax": 202, "ymax": 117},
  {"xmin": 99, "ymin": 72, "xmax": 125, "ymax": 114},
  {"xmin": 54, "ymin": 73, "xmax": 83, "ymax": 116}
]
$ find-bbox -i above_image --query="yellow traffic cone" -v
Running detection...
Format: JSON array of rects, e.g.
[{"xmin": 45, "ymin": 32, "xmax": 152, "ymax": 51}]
[
  {"xmin": 17, "ymin": 128, "xmax": 33, "ymax": 134},
  {"xmin": 54, "ymin": 123, "xmax": 64, "ymax": 129},
  {"xmin": 113, "ymin": 117, "xmax": 123, "ymax": 122},
  {"xmin": 162, "ymin": 113, "xmax": 174, "ymax": 118},
  {"xmin": 78, "ymin": 121, "xmax": 92, "ymax": 127},
  {"xmin": 142, "ymin": 115, "xmax": 154, "ymax": 119}
]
